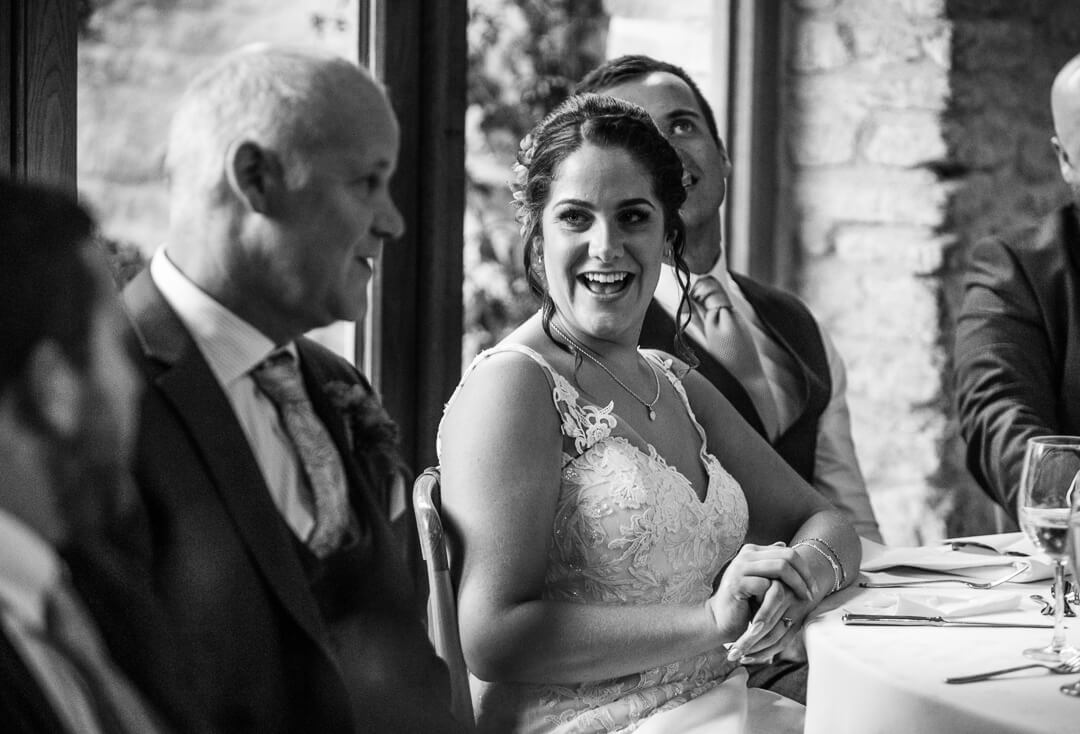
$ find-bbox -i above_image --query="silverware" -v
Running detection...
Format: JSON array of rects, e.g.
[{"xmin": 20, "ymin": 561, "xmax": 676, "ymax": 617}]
[
  {"xmin": 859, "ymin": 564, "xmax": 1030, "ymax": 589},
  {"xmin": 946, "ymin": 653, "xmax": 1080, "ymax": 683},
  {"xmin": 1032, "ymin": 593, "xmax": 1076, "ymax": 617},
  {"xmin": 1051, "ymin": 580, "xmax": 1080, "ymax": 606},
  {"xmin": 842, "ymin": 613, "xmax": 1053, "ymax": 629},
  {"xmin": 1031, "ymin": 594, "xmax": 1055, "ymax": 615},
  {"xmin": 946, "ymin": 540, "xmax": 1030, "ymax": 558}
]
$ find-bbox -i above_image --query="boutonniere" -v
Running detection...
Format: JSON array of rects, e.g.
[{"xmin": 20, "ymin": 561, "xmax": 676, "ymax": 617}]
[{"xmin": 323, "ymin": 380, "xmax": 404, "ymax": 473}]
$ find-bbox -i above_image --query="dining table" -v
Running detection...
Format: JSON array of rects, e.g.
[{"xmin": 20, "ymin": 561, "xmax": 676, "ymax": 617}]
[{"xmin": 803, "ymin": 533, "xmax": 1079, "ymax": 734}]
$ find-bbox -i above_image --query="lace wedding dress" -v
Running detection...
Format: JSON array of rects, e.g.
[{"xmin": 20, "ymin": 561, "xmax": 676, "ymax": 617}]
[{"xmin": 441, "ymin": 344, "xmax": 804, "ymax": 734}]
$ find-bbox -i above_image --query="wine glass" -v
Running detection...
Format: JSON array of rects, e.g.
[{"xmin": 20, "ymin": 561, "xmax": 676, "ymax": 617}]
[
  {"xmin": 1062, "ymin": 474, "xmax": 1080, "ymax": 696},
  {"xmin": 1017, "ymin": 436, "xmax": 1080, "ymax": 662}
]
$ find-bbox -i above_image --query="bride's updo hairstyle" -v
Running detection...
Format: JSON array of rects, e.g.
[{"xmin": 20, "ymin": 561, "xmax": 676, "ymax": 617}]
[{"xmin": 510, "ymin": 93, "xmax": 697, "ymax": 366}]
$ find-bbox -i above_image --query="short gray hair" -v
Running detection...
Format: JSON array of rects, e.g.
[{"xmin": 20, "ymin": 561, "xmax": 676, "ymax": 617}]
[{"xmin": 165, "ymin": 44, "xmax": 379, "ymax": 197}]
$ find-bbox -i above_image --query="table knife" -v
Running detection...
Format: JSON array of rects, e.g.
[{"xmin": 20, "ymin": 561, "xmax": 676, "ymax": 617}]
[{"xmin": 842, "ymin": 613, "xmax": 1052, "ymax": 629}]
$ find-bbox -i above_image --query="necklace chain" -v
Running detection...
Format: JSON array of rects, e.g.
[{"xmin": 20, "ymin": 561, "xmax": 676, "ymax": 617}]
[{"xmin": 549, "ymin": 322, "xmax": 661, "ymax": 421}]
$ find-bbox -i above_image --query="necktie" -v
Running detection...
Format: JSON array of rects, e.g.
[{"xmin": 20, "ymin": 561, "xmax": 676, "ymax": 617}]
[
  {"xmin": 43, "ymin": 581, "xmax": 165, "ymax": 734},
  {"xmin": 252, "ymin": 350, "xmax": 351, "ymax": 558},
  {"xmin": 690, "ymin": 275, "xmax": 781, "ymax": 439}
]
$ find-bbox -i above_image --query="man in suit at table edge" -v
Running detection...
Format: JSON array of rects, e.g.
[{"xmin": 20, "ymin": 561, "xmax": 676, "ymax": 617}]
[
  {"xmin": 0, "ymin": 178, "xmax": 179, "ymax": 733},
  {"xmin": 575, "ymin": 55, "xmax": 882, "ymax": 703},
  {"xmin": 111, "ymin": 45, "xmax": 463, "ymax": 733},
  {"xmin": 956, "ymin": 52, "xmax": 1080, "ymax": 523}
]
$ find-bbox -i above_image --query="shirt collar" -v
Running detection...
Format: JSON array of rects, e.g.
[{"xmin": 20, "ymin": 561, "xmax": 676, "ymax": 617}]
[
  {"xmin": 0, "ymin": 508, "xmax": 62, "ymax": 629},
  {"xmin": 150, "ymin": 248, "xmax": 289, "ymax": 384}
]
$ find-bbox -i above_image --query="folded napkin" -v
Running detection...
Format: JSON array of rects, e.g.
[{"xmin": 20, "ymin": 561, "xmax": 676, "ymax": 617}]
[
  {"xmin": 860, "ymin": 533, "xmax": 1054, "ymax": 583},
  {"xmin": 844, "ymin": 591, "xmax": 1022, "ymax": 618}
]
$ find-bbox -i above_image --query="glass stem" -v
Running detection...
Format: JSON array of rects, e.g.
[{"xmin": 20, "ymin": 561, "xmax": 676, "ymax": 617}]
[{"xmin": 1053, "ymin": 560, "xmax": 1067, "ymax": 652}]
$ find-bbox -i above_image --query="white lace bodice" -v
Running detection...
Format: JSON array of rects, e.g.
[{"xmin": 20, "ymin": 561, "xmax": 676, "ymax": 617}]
[{"xmin": 440, "ymin": 343, "xmax": 751, "ymax": 733}]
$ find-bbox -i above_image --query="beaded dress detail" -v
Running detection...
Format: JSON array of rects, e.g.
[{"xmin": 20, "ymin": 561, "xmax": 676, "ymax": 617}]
[{"xmin": 440, "ymin": 344, "xmax": 750, "ymax": 733}]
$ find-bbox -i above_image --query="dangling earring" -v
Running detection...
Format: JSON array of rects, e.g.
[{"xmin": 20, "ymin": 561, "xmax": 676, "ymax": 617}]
[{"xmin": 532, "ymin": 244, "xmax": 546, "ymax": 284}]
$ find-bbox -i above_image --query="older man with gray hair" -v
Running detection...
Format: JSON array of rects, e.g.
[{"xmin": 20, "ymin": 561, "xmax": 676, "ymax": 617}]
[
  {"xmin": 114, "ymin": 44, "xmax": 463, "ymax": 733},
  {"xmin": 956, "ymin": 52, "xmax": 1080, "ymax": 523}
]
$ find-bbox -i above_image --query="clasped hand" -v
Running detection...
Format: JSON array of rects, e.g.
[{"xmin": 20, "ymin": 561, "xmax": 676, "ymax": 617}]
[{"xmin": 706, "ymin": 542, "xmax": 819, "ymax": 664}]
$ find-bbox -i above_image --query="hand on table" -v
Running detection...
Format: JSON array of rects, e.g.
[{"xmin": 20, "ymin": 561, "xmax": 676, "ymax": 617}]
[{"xmin": 706, "ymin": 542, "xmax": 818, "ymax": 663}]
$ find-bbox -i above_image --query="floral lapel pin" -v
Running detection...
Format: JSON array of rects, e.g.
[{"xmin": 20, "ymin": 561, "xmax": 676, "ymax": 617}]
[{"xmin": 323, "ymin": 380, "xmax": 404, "ymax": 472}]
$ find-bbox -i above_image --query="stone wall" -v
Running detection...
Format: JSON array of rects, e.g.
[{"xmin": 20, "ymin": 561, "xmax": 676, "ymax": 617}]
[
  {"xmin": 603, "ymin": 0, "xmax": 1080, "ymax": 544},
  {"xmin": 783, "ymin": 0, "xmax": 957, "ymax": 544}
]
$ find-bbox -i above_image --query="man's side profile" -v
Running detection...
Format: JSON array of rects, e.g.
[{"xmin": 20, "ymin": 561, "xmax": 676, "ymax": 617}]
[
  {"xmin": 110, "ymin": 45, "xmax": 462, "ymax": 733},
  {"xmin": 956, "ymin": 52, "xmax": 1080, "ymax": 522},
  {"xmin": 0, "ymin": 177, "xmax": 170, "ymax": 733},
  {"xmin": 575, "ymin": 56, "xmax": 881, "ymax": 544}
]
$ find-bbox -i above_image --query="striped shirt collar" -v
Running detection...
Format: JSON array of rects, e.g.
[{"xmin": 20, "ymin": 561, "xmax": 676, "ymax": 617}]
[{"xmin": 150, "ymin": 248, "xmax": 294, "ymax": 384}]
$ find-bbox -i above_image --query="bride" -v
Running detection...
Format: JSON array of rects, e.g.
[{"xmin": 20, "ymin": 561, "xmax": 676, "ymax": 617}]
[{"xmin": 438, "ymin": 93, "xmax": 860, "ymax": 733}]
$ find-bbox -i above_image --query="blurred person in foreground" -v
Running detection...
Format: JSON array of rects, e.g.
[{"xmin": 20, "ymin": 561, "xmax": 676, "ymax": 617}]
[
  {"xmin": 956, "ymin": 52, "xmax": 1080, "ymax": 522},
  {"xmin": 438, "ymin": 93, "xmax": 859, "ymax": 733},
  {"xmin": 0, "ymin": 177, "xmax": 173, "ymax": 732},
  {"xmin": 114, "ymin": 45, "xmax": 462, "ymax": 733},
  {"xmin": 574, "ymin": 56, "xmax": 881, "ymax": 546}
]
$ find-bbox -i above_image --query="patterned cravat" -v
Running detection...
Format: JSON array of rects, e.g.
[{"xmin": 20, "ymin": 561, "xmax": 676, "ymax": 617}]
[
  {"xmin": 43, "ymin": 580, "xmax": 165, "ymax": 734},
  {"xmin": 690, "ymin": 275, "xmax": 781, "ymax": 439},
  {"xmin": 252, "ymin": 350, "xmax": 351, "ymax": 558}
]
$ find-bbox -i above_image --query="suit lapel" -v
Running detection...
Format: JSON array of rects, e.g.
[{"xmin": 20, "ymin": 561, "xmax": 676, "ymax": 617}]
[
  {"xmin": 0, "ymin": 625, "xmax": 70, "ymax": 732},
  {"xmin": 733, "ymin": 274, "xmax": 821, "ymax": 434},
  {"xmin": 123, "ymin": 272, "xmax": 331, "ymax": 651}
]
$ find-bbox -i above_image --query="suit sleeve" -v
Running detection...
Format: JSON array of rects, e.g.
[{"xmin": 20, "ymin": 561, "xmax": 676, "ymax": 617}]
[{"xmin": 954, "ymin": 236, "xmax": 1058, "ymax": 520}]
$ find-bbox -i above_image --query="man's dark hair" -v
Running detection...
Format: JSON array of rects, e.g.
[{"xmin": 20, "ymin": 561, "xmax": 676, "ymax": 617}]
[
  {"xmin": 574, "ymin": 54, "xmax": 721, "ymax": 146},
  {"xmin": 0, "ymin": 177, "xmax": 99, "ymax": 387}
]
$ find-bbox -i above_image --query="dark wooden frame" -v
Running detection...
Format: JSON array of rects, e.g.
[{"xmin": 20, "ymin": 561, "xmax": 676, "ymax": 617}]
[
  {"xmin": 1, "ymin": 0, "xmax": 77, "ymax": 189},
  {"xmin": 3, "ymin": 0, "xmax": 466, "ymax": 475},
  {"xmin": 725, "ymin": 0, "xmax": 784, "ymax": 285},
  {"xmin": 373, "ymin": 1, "xmax": 466, "ymax": 473}
]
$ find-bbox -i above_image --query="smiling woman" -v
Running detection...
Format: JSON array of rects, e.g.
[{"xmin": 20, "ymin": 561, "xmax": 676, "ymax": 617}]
[
  {"xmin": 511, "ymin": 95, "xmax": 693, "ymax": 363},
  {"xmin": 540, "ymin": 142, "xmax": 668, "ymax": 345},
  {"xmin": 436, "ymin": 93, "xmax": 859, "ymax": 733}
]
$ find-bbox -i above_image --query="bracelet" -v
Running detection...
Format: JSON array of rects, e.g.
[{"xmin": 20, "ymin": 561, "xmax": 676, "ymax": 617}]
[{"xmin": 794, "ymin": 538, "xmax": 844, "ymax": 593}]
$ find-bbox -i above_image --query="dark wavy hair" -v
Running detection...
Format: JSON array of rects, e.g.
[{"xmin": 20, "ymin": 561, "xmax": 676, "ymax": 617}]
[
  {"xmin": 0, "ymin": 177, "xmax": 99, "ymax": 388},
  {"xmin": 513, "ymin": 93, "xmax": 697, "ymax": 366}
]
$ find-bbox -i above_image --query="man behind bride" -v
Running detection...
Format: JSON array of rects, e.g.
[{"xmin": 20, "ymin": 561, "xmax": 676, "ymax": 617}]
[{"xmin": 102, "ymin": 45, "xmax": 464, "ymax": 733}]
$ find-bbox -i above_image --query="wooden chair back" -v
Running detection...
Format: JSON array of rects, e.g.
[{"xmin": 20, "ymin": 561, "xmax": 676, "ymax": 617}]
[{"xmin": 413, "ymin": 467, "xmax": 474, "ymax": 729}]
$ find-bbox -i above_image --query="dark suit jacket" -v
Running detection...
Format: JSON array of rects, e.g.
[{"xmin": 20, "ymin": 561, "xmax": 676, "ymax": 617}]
[
  {"xmin": 0, "ymin": 626, "xmax": 69, "ymax": 734},
  {"xmin": 955, "ymin": 203, "xmax": 1080, "ymax": 520},
  {"xmin": 111, "ymin": 270, "xmax": 462, "ymax": 734},
  {"xmin": 639, "ymin": 272, "xmax": 831, "ymax": 481},
  {"xmin": 63, "ymin": 535, "xmax": 205, "ymax": 733}
]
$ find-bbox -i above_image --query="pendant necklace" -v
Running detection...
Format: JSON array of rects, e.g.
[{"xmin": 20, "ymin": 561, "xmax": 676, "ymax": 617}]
[{"xmin": 549, "ymin": 321, "xmax": 661, "ymax": 421}]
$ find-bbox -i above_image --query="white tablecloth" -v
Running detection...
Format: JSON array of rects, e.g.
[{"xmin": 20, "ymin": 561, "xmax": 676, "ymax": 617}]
[{"xmin": 804, "ymin": 536, "xmax": 1080, "ymax": 734}]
